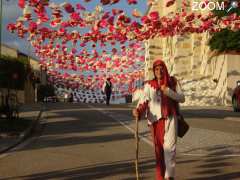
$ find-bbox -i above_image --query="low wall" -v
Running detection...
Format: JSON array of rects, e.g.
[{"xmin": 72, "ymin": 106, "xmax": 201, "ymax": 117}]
[{"xmin": 0, "ymin": 88, "xmax": 25, "ymax": 104}]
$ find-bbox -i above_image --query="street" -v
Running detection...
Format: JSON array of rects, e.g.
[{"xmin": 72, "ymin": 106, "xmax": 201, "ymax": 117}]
[{"xmin": 0, "ymin": 103, "xmax": 240, "ymax": 180}]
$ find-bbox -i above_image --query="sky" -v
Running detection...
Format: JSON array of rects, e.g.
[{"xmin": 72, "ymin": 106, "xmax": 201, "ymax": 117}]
[{"xmin": 1, "ymin": 0, "xmax": 148, "ymax": 59}]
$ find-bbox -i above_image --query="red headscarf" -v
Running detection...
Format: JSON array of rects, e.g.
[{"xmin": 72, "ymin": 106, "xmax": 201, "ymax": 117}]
[{"xmin": 152, "ymin": 59, "xmax": 177, "ymax": 118}]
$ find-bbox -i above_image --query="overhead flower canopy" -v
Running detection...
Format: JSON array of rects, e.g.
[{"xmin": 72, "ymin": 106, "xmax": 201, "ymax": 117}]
[{"xmin": 7, "ymin": 0, "xmax": 240, "ymax": 94}]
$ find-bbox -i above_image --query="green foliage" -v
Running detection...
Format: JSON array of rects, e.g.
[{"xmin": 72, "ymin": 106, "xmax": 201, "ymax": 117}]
[
  {"xmin": 209, "ymin": 29, "xmax": 240, "ymax": 52},
  {"xmin": 0, "ymin": 55, "xmax": 29, "ymax": 90},
  {"xmin": 209, "ymin": 2, "xmax": 240, "ymax": 52},
  {"xmin": 37, "ymin": 84, "xmax": 55, "ymax": 102}
]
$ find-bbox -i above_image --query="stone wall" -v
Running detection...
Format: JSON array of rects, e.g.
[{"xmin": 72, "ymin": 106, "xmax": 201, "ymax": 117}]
[{"xmin": 1, "ymin": 44, "xmax": 18, "ymax": 58}]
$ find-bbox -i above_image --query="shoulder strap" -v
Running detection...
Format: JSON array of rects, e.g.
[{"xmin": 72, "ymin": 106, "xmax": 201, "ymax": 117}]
[
  {"xmin": 169, "ymin": 76, "xmax": 177, "ymax": 91},
  {"xmin": 169, "ymin": 76, "xmax": 181, "ymax": 114}
]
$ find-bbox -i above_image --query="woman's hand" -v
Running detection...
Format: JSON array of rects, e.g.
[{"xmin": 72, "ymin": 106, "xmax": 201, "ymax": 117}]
[
  {"xmin": 161, "ymin": 85, "xmax": 168, "ymax": 94},
  {"xmin": 132, "ymin": 109, "xmax": 140, "ymax": 120}
]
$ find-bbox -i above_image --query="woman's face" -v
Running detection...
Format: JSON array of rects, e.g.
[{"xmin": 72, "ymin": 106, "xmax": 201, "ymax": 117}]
[{"xmin": 154, "ymin": 65, "xmax": 164, "ymax": 80}]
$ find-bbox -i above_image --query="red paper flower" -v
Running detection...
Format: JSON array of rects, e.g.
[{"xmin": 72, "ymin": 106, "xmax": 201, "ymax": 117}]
[
  {"xmin": 18, "ymin": 0, "xmax": 25, "ymax": 8},
  {"xmin": 7, "ymin": 23, "xmax": 17, "ymax": 33},
  {"xmin": 127, "ymin": 0, "xmax": 137, "ymax": 5},
  {"xmin": 102, "ymin": 12, "xmax": 110, "ymax": 19},
  {"xmin": 149, "ymin": 11, "xmax": 159, "ymax": 21},
  {"xmin": 141, "ymin": 16, "xmax": 150, "ymax": 24},
  {"xmin": 64, "ymin": 3, "xmax": 75, "ymax": 13},
  {"xmin": 70, "ymin": 12, "xmax": 82, "ymax": 21},
  {"xmin": 107, "ymin": 16, "xmax": 115, "ymax": 25},
  {"xmin": 111, "ymin": 0, "xmax": 120, "ymax": 4},
  {"xmin": 29, "ymin": 22, "xmax": 37, "ymax": 33},
  {"xmin": 101, "ymin": 0, "xmax": 111, "ymax": 5},
  {"xmin": 166, "ymin": 0, "xmax": 175, "ymax": 7},
  {"xmin": 99, "ymin": 19, "xmax": 108, "ymax": 28},
  {"xmin": 76, "ymin": 3, "xmax": 86, "ymax": 11},
  {"xmin": 112, "ymin": 9, "xmax": 123, "ymax": 15}
]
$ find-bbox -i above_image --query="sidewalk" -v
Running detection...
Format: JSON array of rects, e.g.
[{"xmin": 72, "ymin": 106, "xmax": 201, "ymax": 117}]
[{"xmin": 0, "ymin": 103, "xmax": 43, "ymax": 154}]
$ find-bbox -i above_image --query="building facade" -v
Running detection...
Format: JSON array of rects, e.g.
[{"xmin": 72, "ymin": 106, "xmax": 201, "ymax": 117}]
[{"xmin": 0, "ymin": 44, "xmax": 47, "ymax": 104}]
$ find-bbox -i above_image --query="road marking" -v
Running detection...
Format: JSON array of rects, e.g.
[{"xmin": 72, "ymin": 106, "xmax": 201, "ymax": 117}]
[
  {"xmin": 180, "ymin": 153, "xmax": 240, "ymax": 157},
  {"xmin": 89, "ymin": 105, "xmax": 240, "ymax": 158},
  {"xmin": 224, "ymin": 117, "xmax": 240, "ymax": 122},
  {"xmin": 87, "ymin": 105, "xmax": 154, "ymax": 148}
]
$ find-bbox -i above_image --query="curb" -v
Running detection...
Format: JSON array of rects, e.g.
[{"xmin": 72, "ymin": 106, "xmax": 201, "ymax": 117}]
[{"xmin": 0, "ymin": 106, "xmax": 44, "ymax": 154}]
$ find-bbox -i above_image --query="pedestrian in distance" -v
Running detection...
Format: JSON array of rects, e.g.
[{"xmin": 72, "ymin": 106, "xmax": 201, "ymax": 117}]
[
  {"xmin": 132, "ymin": 59, "xmax": 185, "ymax": 180},
  {"xmin": 69, "ymin": 92, "xmax": 74, "ymax": 103},
  {"xmin": 102, "ymin": 77, "xmax": 113, "ymax": 105}
]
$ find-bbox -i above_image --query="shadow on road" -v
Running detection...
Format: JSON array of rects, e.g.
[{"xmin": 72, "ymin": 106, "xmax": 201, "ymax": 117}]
[
  {"xmin": 1, "ymin": 157, "xmax": 155, "ymax": 180},
  {"xmin": 186, "ymin": 172, "xmax": 240, "ymax": 180},
  {"xmin": 18, "ymin": 106, "xmax": 135, "ymax": 151},
  {"xmin": 177, "ymin": 144, "xmax": 240, "ymax": 180},
  {"xmin": 182, "ymin": 109, "xmax": 240, "ymax": 119}
]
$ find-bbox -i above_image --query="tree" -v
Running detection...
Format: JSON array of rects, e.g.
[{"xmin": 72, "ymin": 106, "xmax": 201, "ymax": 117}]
[{"xmin": 209, "ymin": 1, "xmax": 240, "ymax": 52}]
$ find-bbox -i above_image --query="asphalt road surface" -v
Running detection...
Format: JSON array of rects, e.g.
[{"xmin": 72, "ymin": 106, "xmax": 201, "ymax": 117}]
[{"xmin": 0, "ymin": 103, "xmax": 240, "ymax": 180}]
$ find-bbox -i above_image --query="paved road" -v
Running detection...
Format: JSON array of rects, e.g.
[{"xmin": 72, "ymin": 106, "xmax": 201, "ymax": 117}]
[{"xmin": 0, "ymin": 103, "xmax": 240, "ymax": 180}]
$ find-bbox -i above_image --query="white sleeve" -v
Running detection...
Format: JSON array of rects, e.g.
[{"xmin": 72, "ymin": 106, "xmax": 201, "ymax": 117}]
[
  {"xmin": 102, "ymin": 83, "xmax": 106, "ymax": 92},
  {"xmin": 111, "ymin": 84, "xmax": 115, "ymax": 92},
  {"xmin": 136, "ymin": 84, "xmax": 150, "ymax": 114},
  {"xmin": 165, "ymin": 81, "xmax": 185, "ymax": 103}
]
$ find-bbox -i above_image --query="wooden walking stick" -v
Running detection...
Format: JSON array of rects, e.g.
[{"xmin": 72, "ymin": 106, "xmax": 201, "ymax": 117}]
[{"xmin": 135, "ymin": 115, "xmax": 140, "ymax": 180}]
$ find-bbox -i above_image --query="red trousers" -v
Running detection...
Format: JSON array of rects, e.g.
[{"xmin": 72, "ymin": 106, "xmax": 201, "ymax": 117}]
[{"xmin": 150, "ymin": 120, "xmax": 166, "ymax": 180}]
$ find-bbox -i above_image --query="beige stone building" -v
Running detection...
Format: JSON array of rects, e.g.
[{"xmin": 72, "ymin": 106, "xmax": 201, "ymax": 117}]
[
  {"xmin": 0, "ymin": 44, "xmax": 47, "ymax": 104},
  {"xmin": 145, "ymin": 1, "xmax": 240, "ymax": 106}
]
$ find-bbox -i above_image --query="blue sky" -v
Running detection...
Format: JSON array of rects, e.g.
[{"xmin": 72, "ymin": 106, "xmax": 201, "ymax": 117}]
[{"xmin": 1, "ymin": 0, "xmax": 148, "ymax": 58}]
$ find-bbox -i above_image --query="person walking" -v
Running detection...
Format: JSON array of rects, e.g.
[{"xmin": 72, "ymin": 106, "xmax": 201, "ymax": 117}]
[
  {"xmin": 102, "ymin": 77, "xmax": 113, "ymax": 105},
  {"xmin": 132, "ymin": 59, "xmax": 185, "ymax": 180}
]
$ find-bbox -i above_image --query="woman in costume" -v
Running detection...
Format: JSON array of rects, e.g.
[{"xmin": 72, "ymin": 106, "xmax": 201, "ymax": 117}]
[{"xmin": 132, "ymin": 59, "xmax": 185, "ymax": 180}]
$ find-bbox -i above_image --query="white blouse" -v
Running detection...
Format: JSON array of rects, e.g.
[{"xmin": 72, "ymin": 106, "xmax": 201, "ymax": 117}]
[{"xmin": 136, "ymin": 80, "xmax": 185, "ymax": 124}]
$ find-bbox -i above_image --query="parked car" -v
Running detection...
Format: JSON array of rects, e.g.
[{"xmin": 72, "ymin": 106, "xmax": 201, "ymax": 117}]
[
  {"xmin": 232, "ymin": 81, "xmax": 240, "ymax": 112},
  {"xmin": 44, "ymin": 96, "xmax": 58, "ymax": 103}
]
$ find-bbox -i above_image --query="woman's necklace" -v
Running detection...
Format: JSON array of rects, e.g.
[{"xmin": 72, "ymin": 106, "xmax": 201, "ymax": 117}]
[
  {"xmin": 156, "ymin": 89, "xmax": 161, "ymax": 96},
  {"xmin": 156, "ymin": 89, "xmax": 161, "ymax": 102}
]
